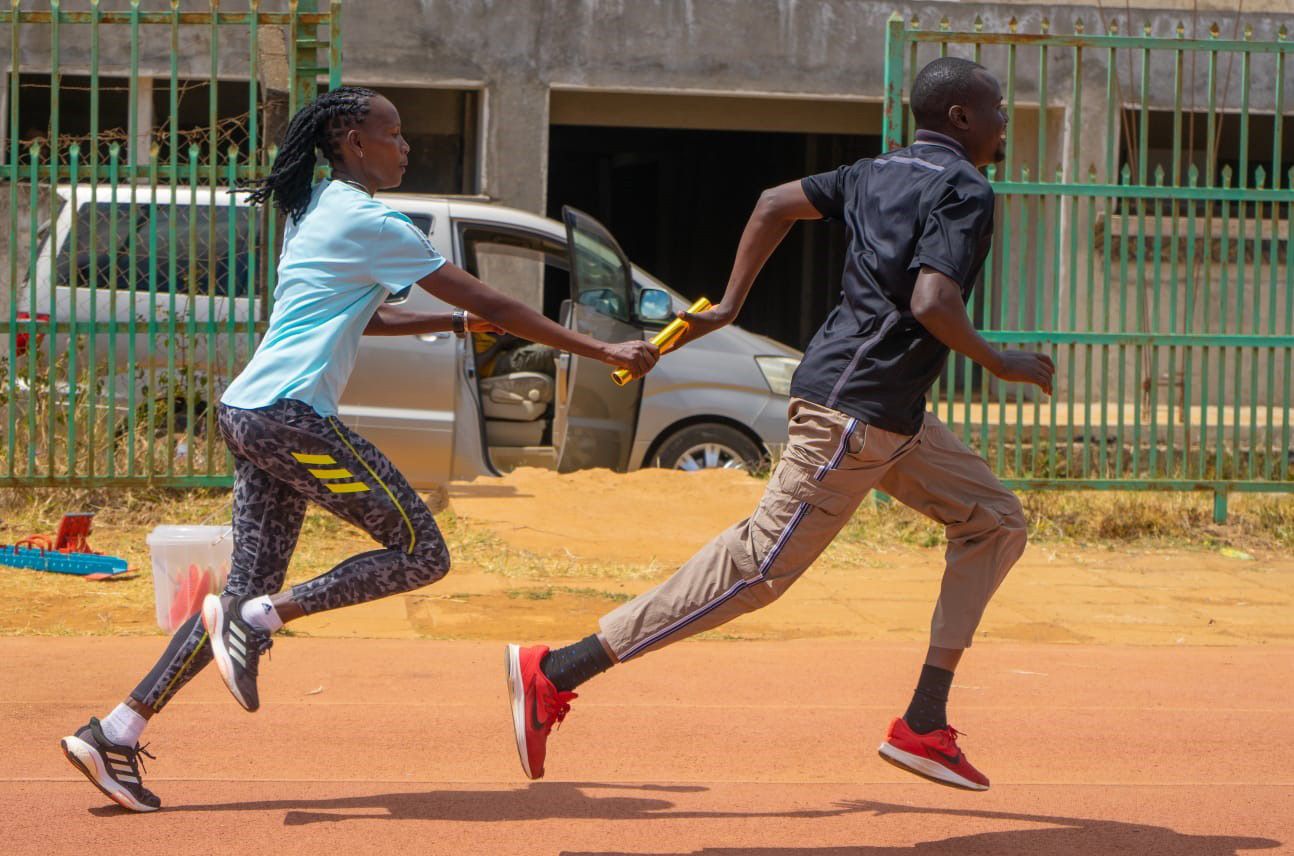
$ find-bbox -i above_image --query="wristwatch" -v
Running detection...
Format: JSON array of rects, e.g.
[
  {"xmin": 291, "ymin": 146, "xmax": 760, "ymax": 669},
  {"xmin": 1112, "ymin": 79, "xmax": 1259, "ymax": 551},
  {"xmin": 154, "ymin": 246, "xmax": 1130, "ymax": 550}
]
[{"xmin": 451, "ymin": 310, "xmax": 467, "ymax": 338}]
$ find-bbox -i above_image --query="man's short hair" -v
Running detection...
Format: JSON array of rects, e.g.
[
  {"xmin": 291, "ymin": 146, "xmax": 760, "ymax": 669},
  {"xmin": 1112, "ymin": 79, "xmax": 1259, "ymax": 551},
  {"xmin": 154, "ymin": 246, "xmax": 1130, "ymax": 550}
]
[{"xmin": 910, "ymin": 57, "xmax": 990, "ymax": 130}]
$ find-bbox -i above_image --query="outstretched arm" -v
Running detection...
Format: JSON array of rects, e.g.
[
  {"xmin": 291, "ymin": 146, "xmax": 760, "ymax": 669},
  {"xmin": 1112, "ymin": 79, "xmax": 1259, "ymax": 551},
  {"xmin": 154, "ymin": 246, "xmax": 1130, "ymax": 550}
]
[
  {"xmin": 363, "ymin": 304, "xmax": 500, "ymax": 336},
  {"xmin": 415, "ymin": 262, "xmax": 658, "ymax": 376},
  {"xmin": 910, "ymin": 267, "xmax": 1054, "ymax": 394},
  {"xmin": 674, "ymin": 180, "xmax": 824, "ymax": 346}
]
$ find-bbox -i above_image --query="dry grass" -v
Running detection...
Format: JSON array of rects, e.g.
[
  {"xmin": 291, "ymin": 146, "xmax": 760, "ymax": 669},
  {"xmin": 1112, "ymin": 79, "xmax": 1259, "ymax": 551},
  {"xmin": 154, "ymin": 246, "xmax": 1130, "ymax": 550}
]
[
  {"xmin": 836, "ymin": 489, "xmax": 1294, "ymax": 553},
  {"xmin": 1, "ymin": 482, "xmax": 1290, "ymax": 638}
]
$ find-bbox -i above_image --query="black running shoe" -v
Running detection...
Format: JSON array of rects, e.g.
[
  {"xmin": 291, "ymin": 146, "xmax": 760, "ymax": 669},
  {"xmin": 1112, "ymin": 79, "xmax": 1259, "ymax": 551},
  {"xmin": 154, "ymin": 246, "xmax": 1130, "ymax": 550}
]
[
  {"xmin": 59, "ymin": 717, "xmax": 161, "ymax": 812},
  {"xmin": 201, "ymin": 593, "xmax": 272, "ymax": 712}
]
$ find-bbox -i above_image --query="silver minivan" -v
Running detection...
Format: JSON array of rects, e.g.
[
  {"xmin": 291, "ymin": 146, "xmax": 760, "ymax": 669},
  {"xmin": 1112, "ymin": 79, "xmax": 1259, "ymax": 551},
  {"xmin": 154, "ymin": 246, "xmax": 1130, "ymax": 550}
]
[{"xmin": 6, "ymin": 186, "xmax": 801, "ymax": 487}]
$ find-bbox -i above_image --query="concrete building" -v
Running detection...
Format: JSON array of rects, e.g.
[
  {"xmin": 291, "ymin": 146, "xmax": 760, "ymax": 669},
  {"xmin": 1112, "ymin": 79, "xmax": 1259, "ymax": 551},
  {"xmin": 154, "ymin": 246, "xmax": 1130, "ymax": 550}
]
[{"xmin": 3, "ymin": 0, "xmax": 1291, "ymax": 364}]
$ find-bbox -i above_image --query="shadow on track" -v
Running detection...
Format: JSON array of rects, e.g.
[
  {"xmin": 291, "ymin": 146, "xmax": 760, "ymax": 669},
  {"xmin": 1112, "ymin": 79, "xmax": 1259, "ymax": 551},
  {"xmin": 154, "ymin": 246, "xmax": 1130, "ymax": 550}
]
[
  {"xmin": 98, "ymin": 782, "xmax": 854, "ymax": 825},
  {"xmin": 92, "ymin": 788, "xmax": 1282, "ymax": 854},
  {"xmin": 563, "ymin": 798, "xmax": 1282, "ymax": 856}
]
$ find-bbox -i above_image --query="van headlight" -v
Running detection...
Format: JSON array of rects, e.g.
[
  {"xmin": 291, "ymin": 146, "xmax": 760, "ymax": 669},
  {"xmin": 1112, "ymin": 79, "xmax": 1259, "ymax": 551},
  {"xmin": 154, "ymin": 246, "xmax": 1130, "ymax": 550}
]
[{"xmin": 755, "ymin": 356, "xmax": 799, "ymax": 397}]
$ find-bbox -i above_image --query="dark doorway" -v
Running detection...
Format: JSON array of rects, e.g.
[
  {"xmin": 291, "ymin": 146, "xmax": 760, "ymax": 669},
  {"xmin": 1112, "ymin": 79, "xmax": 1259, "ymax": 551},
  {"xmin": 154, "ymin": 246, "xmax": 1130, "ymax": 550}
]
[{"xmin": 547, "ymin": 125, "xmax": 880, "ymax": 349}]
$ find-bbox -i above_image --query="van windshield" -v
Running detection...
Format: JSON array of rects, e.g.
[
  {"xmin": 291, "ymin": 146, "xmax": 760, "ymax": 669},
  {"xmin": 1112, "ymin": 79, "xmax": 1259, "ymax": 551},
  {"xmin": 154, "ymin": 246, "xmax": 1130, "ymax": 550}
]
[{"xmin": 55, "ymin": 200, "xmax": 256, "ymax": 297}]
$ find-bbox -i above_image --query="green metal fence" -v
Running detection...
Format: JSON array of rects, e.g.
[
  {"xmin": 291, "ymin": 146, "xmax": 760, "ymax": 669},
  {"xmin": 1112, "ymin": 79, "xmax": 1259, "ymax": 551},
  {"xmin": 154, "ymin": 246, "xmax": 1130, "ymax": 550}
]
[
  {"xmin": 883, "ymin": 13, "xmax": 1294, "ymax": 520},
  {"xmin": 1, "ymin": 0, "xmax": 340, "ymax": 488}
]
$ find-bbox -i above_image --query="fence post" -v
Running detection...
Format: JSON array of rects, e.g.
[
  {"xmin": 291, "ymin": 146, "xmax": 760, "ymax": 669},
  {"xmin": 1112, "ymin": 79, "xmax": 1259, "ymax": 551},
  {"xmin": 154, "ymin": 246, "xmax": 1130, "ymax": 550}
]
[
  {"xmin": 881, "ymin": 12, "xmax": 906, "ymax": 152},
  {"xmin": 1212, "ymin": 490, "xmax": 1228, "ymax": 524}
]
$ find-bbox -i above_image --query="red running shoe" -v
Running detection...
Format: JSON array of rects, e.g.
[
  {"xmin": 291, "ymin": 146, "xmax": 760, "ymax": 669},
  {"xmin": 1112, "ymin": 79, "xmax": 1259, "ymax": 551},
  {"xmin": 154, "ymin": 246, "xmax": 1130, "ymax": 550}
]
[
  {"xmin": 878, "ymin": 716, "xmax": 990, "ymax": 791},
  {"xmin": 505, "ymin": 644, "xmax": 576, "ymax": 779}
]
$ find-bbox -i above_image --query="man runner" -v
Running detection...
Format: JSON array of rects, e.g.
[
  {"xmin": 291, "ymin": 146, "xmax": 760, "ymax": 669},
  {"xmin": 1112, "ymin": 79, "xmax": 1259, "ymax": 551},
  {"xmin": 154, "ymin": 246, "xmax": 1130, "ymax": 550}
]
[{"xmin": 506, "ymin": 56, "xmax": 1055, "ymax": 790}]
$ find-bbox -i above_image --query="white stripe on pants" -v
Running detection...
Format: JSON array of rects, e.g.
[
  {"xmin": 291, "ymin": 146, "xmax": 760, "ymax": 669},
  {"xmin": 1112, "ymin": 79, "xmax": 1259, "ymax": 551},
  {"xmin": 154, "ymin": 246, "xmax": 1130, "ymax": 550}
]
[{"xmin": 598, "ymin": 398, "xmax": 1028, "ymax": 660}]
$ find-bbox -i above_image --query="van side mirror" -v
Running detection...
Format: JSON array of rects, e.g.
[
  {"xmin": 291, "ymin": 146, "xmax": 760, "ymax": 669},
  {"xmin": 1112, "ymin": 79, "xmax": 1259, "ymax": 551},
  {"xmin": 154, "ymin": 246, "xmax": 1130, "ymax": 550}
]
[{"xmin": 636, "ymin": 288, "xmax": 673, "ymax": 323}]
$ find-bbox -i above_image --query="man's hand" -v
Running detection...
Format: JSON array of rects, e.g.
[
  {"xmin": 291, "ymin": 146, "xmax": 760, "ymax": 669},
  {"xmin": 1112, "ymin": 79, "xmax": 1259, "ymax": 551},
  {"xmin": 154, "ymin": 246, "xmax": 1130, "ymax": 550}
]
[
  {"xmin": 673, "ymin": 304, "xmax": 735, "ymax": 348},
  {"xmin": 466, "ymin": 313, "xmax": 505, "ymax": 334},
  {"xmin": 990, "ymin": 349, "xmax": 1055, "ymax": 395},
  {"xmin": 600, "ymin": 340, "xmax": 660, "ymax": 377}
]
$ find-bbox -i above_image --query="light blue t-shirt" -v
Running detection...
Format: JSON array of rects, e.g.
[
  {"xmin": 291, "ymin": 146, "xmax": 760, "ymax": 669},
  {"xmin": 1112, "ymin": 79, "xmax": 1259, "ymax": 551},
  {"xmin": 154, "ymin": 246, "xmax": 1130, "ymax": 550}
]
[{"xmin": 221, "ymin": 180, "xmax": 445, "ymax": 415}]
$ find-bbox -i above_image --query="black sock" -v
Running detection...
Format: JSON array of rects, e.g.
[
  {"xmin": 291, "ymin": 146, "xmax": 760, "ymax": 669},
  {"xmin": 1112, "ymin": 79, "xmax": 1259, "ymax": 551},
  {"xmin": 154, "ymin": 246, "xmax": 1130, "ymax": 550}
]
[
  {"xmin": 540, "ymin": 634, "xmax": 614, "ymax": 692},
  {"xmin": 903, "ymin": 664, "xmax": 954, "ymax": 734}
]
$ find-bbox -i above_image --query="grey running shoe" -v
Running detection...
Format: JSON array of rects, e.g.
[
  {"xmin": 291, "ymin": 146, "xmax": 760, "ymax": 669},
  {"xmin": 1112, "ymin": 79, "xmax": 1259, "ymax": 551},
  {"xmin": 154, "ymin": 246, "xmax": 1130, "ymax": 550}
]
[
  {"xmin": 59, "ymin": 717, "xmax": 161, "ymax": 812},
  {"xmin": 201, "ymin": 593, "xmax": 273, "ymax": 712}
]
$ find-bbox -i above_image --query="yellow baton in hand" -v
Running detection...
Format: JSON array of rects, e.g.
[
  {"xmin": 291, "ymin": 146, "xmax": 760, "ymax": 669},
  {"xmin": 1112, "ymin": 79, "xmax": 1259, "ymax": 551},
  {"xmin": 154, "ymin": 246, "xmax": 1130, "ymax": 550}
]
[{"xmin": 612, "ymin": 296, "xmax": 713, "ymax": 387}]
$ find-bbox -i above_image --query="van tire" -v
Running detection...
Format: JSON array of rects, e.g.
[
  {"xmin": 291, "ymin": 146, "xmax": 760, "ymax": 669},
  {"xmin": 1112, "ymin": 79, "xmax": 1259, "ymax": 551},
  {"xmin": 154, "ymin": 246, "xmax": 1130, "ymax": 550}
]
[{"xmin": 652, "ymin": 423, "xmax": 765, "ymax": 473}]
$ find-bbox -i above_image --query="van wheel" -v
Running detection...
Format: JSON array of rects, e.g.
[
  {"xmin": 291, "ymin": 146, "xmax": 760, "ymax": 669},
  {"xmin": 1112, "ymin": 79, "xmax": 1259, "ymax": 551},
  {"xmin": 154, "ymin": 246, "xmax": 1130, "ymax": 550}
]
[{"xmin": 653, "ymin": 424, "xmax": 765, "ymax": 473}]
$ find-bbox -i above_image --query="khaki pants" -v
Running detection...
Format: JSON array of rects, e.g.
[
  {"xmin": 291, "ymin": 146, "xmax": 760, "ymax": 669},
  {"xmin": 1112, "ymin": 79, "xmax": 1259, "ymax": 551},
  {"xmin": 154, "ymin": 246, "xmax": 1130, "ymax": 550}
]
[{"xmin": 600, "ymin": 398, "xmax": 1027, "ymax": 660}]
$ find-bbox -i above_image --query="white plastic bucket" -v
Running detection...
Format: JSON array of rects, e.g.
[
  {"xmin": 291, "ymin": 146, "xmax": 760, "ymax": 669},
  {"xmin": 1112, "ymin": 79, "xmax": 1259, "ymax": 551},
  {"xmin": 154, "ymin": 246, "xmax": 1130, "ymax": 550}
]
[{"xmin": 146, "ymin": 525, "xmax": 233, "ymax": 632}]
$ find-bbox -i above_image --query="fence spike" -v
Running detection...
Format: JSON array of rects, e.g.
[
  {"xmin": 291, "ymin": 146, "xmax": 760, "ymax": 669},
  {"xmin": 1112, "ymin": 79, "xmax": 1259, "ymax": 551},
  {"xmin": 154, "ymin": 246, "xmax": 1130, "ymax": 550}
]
[
  {"xmin": 1120, "ymin": 163, "xmax": 1132, "ymax": 184},
  {"xmin": 1279, "ymin": 23, "xmax": 1288, "ymax": 41},
  {"xmin": 1088, "ymin": 162, "xmax": 1098, "ymax": 181},
  {"xmin": 1008, "ymin": 16, "xmax": 1018, "ymax": 33},
  {"xmin": 1110, "ymin": 18, "xmax": 1120, "ymax": 35},
  {"xmin": 973, "ymin": 14, "xmax": 983, "ymax": 32},
  {"xmin": 1021, "ymin": 163, "xmax": 1031, "ymax": 181},
  {"xmin": 909, "ymin": 13, "xmax": 920, "ymax": 29},
  {"xmin": 939, "ymin": 16, "xmax": 950, "ymax": 32},
  {"xmin": 227, "ymin": 143, "xmax": 239, "ymax": 159},
  {"xmin": 986, "ymin": 163, "xmax": 997, "ymax": 181},
  {"xmin": 1220, "ymin": 163, "xmax": 1233, "ymax": 186},
  {"xmin": 1188, "ymin": 163, "xmax": 1200, "ymax": 186},
  {"xmin": 1209, "ymin": 21, "xmax": 1220, "ymax": 38},
  {"xmin": 1143, "ymin": 21, "xmax": 1152, "ymax": 36},
  {"xmin": 1254, "ymin": 164, "xmax": 1267, "ymax": 188},
  {"xmin": 1176, "ymin": 21, "xmax": 1185, "ymax": 38},
  {"xmin": 1074, "ymin": 18, "xmax": 1085, "ymax": 34},
  {"xmin": 1041, "ymin": 17, "xmax": 1050, "ymax": 34},
  {"xmin": 1244, "ymin": 23, "xmax": 1253, "ymax": 41},
  {"xmin": 1154, "ymin": 164, "xmax": 1166, "ymax": 185}
]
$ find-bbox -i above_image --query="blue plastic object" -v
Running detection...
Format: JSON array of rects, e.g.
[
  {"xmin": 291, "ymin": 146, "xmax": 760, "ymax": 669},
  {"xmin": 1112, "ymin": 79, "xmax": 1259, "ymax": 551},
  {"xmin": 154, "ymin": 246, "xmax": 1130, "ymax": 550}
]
[{"xmin": 0, "ymin": 545, "xmax": 129, "ymax": 577}]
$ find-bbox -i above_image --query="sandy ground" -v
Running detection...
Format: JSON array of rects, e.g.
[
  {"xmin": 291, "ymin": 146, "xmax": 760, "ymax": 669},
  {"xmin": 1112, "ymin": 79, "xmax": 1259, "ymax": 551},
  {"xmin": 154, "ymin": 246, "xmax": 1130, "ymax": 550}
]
[
  {"xmin": 3, "ymin": 467, "xmax": 1292, "ymax": 648},
  {"xmin": 327, "ymin": 467, "xmax": 1294, "ymax": 647}
]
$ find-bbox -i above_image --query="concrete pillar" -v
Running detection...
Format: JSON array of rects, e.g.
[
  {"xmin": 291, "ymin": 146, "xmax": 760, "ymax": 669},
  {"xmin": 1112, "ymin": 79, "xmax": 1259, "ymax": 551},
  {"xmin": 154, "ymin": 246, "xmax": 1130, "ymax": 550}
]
[
  {"xmin": 479, "ymin": 73, "xmax": 550, "ymax": 307},
  {"xmin": 131, "ymin": 76, "xmax": 153, "ymax": 166}
]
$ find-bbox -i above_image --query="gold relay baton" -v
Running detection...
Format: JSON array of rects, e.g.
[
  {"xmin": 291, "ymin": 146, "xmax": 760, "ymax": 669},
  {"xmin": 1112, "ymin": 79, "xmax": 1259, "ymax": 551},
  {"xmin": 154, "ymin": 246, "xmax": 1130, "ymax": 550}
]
[{"xmin": 611, "ymin": 296, "xmax": 713, "ymax": 387}]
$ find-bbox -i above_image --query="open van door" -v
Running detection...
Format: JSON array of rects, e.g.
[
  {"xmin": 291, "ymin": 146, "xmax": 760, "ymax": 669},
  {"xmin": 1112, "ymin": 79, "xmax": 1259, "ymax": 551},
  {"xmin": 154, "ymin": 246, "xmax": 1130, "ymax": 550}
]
[{"xmin": 553, "ymin": 206, "xmax": 645, "ymax": 472}]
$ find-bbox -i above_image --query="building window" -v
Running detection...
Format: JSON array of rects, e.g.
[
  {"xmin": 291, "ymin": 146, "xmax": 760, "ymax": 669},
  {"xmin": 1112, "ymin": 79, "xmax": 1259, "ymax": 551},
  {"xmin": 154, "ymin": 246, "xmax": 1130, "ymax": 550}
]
[
  {"xmin": 149, "ymin": 78, "xmax": 259, "ymax": 164},
  {"xmin": 12, "ymin": 72, "xmax": 134, "ymax": 159},
  {"xmin": 1120, "ymin": 108, "xmax": 1294, "ymax": 209},
  {"xmin": 381, "ymin": 87, "xmax": 480, "ymax": 195}
]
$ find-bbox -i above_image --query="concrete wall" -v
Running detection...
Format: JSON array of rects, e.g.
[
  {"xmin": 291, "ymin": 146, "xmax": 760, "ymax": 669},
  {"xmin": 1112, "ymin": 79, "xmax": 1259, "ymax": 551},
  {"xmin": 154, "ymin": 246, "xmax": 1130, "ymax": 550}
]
[{"xmin": 331, "ymin": 0, "xmax": 1292, "ymax": 214}]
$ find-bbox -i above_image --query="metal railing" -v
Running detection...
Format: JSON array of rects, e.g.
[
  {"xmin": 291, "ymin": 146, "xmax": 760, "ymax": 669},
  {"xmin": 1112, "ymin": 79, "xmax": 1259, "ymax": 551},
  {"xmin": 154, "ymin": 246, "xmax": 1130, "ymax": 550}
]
[
  {"xmin": 1, "ymin": 1, "xmax": 340, "ymax": 487},
  {"xmin": 883, "ymin": 13, "xmax": 1294, "ymax": 520}
]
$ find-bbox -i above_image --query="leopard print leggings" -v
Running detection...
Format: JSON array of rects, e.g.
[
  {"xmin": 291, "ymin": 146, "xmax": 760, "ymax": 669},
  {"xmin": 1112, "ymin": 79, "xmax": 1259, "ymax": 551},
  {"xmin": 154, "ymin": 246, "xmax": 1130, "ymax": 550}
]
[{"xmin": 132, "ymin": 399, "xmax": 449, "ymax": 712}]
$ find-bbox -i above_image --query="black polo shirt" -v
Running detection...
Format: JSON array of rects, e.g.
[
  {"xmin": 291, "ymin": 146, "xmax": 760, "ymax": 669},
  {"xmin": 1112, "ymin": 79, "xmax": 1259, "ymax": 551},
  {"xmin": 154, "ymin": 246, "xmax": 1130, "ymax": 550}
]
[{"xmin": 792, "ymin": 130, "xmax": 996, "ymax": 435}]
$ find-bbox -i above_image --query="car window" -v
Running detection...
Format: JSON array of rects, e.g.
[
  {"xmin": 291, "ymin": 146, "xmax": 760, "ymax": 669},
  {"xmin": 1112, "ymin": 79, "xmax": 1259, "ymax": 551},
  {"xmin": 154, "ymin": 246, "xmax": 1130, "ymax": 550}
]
[
  {"xmin": 56, "ymin": 199, "xmax": 255, "ymax": 298},
  {"xmin": 458, "ymin": 224, "xmax": 571, "ymax": 320}
]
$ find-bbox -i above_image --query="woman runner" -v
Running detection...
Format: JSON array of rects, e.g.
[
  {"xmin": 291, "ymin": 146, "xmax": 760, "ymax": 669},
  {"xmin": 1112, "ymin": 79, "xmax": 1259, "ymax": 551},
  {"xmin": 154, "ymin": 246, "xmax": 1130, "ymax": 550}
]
[{"xmin": 59, "ymin": 86, "xmax": 658, "ymax": 812}]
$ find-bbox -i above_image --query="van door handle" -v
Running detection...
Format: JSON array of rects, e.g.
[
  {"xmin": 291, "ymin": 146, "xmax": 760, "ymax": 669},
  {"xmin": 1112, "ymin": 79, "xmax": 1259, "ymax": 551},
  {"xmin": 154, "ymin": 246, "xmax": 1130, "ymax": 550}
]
[{"xmin": 418, "ymin": 332, "xmax": 451, "ymax": 343}]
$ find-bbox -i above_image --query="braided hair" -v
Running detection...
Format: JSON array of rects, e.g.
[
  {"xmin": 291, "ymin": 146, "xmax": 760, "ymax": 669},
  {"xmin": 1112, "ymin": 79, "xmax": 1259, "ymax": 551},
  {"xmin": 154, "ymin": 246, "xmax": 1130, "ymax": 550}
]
[{"xmin": 243, "ymin": 85, "xmax": 379, "ymax": 223}]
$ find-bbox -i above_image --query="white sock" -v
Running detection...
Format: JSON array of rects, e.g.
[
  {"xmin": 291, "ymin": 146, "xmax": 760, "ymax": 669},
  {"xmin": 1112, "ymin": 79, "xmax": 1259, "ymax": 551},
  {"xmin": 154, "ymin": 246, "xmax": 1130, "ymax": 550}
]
[
  {"xmin": 99, "ymin": 703, "xmax": 147, "ymax": 747},
  {"xmin": 240, "ymin": 595, "xmax": 284, "ymax": 633}
]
